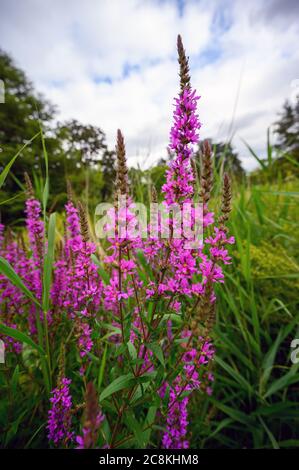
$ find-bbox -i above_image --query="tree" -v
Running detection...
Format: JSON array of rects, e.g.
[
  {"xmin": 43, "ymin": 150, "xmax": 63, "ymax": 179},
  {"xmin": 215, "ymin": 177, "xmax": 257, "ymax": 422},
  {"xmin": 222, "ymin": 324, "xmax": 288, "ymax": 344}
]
[
  {"xmin": 99, "ymin": 149, "xmax": 116, "ymax": 201},
  {"xmin": 274, "ymin": 99, "xmax": 299, "ymax": 160},
  {"xmin": 55, "ymin": 119, "xmax": 103, "ymax": 205},
  {"xmin": 55, "ymin": 119, "xmax": 107, "ymax": 167},
  {"xmin": 0, "ymin": 49, "xmax": 57, "ymax": 221},
  {"xmin": 0, "ymin": 50, "xmax": 55, "ymax": 146}
]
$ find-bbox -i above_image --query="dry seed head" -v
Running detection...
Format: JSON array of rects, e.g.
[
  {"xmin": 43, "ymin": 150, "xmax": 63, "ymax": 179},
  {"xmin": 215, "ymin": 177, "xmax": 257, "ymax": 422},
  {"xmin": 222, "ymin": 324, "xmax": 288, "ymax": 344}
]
[
  {"xmin": 219, "ymin": 173, "xmax": 232, "ymax": 231},
  {"xmin": 205, "ymin": 302, "xmax": 216, "ymax": 336},
  {"xmin": 24, "ymin": 172, "xmax": 34, "ymax": 198},
  {"xmin": 17, "ymin": 232, "xmax": 27, "ymax": 253},
  {"xmin": 177, "ymin": 34, "xmax": 190, "ymax": 91},
  {"xmin": 200, "ymin": 282, "xmax": 214, "ymax": 318},
  {"xmin": 191, "ymin": 281, "xmax": 215, "ymax": 337},
  {"xmin": 151, "ymin": 185, "xmax": 158, "ymax": 203},
  {"xmin": 115, "ymin": 129, "xmax": 128, "ymax": 196},
  {"xmin": 72, "ymin": 403, "xmax": 86, "ymax": 415},
  {"xmin": 84, "ymin": 382, "xmax": 99, "ymax": 428},
  {"xmin": 77, "ymin": 201, "xmax": 89, "ymax": 243},
  {"xmin": 81, "ymin": 382, "xmax": 101, "ymax": 449},
  {"xmin": 5, "ymin": 227, "xmax": 13, "ymax": 246},
  {"xmin": 190, "ymin": 317, "xmax": 202, "ymax": 337},
  {"xmin": 57, "ymin": 239, "xmax": 64, "ymax": 259}
]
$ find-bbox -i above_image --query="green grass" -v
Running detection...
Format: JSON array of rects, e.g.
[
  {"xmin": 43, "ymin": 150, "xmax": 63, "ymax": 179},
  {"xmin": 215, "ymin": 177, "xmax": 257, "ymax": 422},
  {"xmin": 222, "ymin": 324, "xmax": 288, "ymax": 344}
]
[
  {"xmin": 191, "ymin": 179, "xmax": 299, "ymax": 448},
  {"xmin": 127, "ymin": 154, "xmax": 299, "ymax": 448},
  {"xmin": 1, "ymin": 132, "xmax": 299, "ymax": 448}
]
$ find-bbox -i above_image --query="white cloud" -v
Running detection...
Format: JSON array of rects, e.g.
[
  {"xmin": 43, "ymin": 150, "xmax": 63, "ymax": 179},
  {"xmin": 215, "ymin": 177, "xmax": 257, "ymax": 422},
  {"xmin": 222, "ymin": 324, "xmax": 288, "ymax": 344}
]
[{"xmin": 0, "ymin": 0, "xmax": 298, "ymax": 170}]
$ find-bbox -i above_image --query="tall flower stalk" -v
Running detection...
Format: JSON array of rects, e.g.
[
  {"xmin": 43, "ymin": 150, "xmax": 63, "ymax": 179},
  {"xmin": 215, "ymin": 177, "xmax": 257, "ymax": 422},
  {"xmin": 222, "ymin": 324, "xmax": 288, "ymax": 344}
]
[{"xmin": 47, "ymin": 376, "xmax": 73, "ymax": 446}]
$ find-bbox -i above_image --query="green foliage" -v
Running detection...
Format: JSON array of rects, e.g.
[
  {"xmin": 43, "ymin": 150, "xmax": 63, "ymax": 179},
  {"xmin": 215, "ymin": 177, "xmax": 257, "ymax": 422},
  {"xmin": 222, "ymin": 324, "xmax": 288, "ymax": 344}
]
[
  {"xmin": 250, "ymin": 99, "xmax": 299, "ymax": 183},
  {"xmin": 2, "ymin": 174, "xmax": 298, "ymax": 448},
  {"xmin": 1, "ymin": 48, "xmax": 299, "ymax": 451},
  {"xmin": 249, "ymin": 242, "xmax": 299, "ymax": 306},
  {"xmin": 275, "ymin": 99, "xmax": 299, "ymax": 159},
  {"xmin": 190, "ymin": 179, "xmax": 299, "ymax": 449}
]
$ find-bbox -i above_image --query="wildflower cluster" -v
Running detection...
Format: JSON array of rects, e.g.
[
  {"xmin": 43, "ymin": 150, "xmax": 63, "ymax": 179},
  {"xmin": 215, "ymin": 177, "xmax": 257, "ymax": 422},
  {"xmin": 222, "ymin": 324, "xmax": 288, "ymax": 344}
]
[{"xmin": 0, "ymin": 35, "xmax": 234, "ymax": 449}]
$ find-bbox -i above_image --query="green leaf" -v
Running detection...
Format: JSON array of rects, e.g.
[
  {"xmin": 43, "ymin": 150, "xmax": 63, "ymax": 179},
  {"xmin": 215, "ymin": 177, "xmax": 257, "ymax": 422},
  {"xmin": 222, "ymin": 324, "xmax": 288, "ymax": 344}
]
[
  {"xmin": 91, "ymin": 254, "xmax": 110, "ymax": 284},
  {"xmin": 209, "ymin": 397, "xmax": 254, "ymax": 426},
  {"xmin": 147, "ymin": 302, "xmax": 154, "ymax": 322},
  {"xmin": 0, "ymin": 131, "xmax": 40, "ymax": 189},
  {"xmin": 42, "ymin": 178, "xmax": 49, "ymax": 218},
  {"xmin": 98, "ymin": 343, "xmax": 108, "ymax": 392},
  {"xmin": 24, "ymin": 423, "xmax": 46, "ymax": 449},
  {"xmin": 254, "ymin": 402, "xmax": 298, "ymax": 418},
  {"xmin": 42, "ymin": 212, "xmax": 56, "ymax": 312},
  {"xmin": 38, "ymin": 120, "xmax": 49, "ymax": 216},
  {"xmin": 279, "ymin": 440, "xmax": 299, "ymax": 448},
  {"xmin": 136, "ymin": 250, "xmax": 155, "ymax": 281},
  {"xmin": 11, "ymin": 365, "xmax": 20, "ymax": 396},
  {"xmin": 207, "ymin": 418, "xmax": 234, "ymax": 440},
  {"xmin": 101, "ymin": 419, "xmax": 111, "ymax": 445},
  {"xmin": 100, "ymin": 373, "xmax": 135, "ymax": 402},
  {"xmin": 241, "ymin": 138, "xmax": 267, "ymax": 170},
  {"xmin": 260, "ymin": 330, "xmax": 283, "ymax": 388},
  {"xmin": 127, "ymin": 341, "xmax": 137, "ymax": 360},
  {"xmin": 125, "ymin": 411, "xmax": 145, "ymax": 448},
  {"xmin": 258, "ymin": 417, "xmax": 279, "ymax": 449},
  {"xmin": 84, "ymin": 351, "xmax": 100, "ymax": 364},
  {"xmin": 146, "ymin": 342, "xmax": 165, "ymax": 367},
  {"xmin": 0, "ymin": 323, "xmax": 45, "ymax": 356},
  {"xmin": 0, "ymin": 257, "xmax": 41, "ymax": 307},
  {"xmin": 134, "ymin": 371, "xmax": 157, "ymax": 384},
  {"xmin": 0, "ymin": 192, "xmax": 23, "ymax": 206},
  {"xmin": 215, "ymin": 356, "xmax": 254, "ymax": 394},
  {"xmin": 9, "ymin": 171, "xmax": 26, "ymax": 191},
  {"xmin": 143, "ymin": 406, "xmax": 157, "ymax": 446},
  {"xmin": 263, "ymin": 364, "xmax": 299, "ymax": 399},
  {"xmin": 260, "ymin": 190, "xmax": 299, "ymax": 198},
  {"xmin": 284, "ymin": 154, "xmax": 299, "ymax": 168},
  {"xmin": 5, "ymin": 409, "xmax": 28, "ymax": 446}
]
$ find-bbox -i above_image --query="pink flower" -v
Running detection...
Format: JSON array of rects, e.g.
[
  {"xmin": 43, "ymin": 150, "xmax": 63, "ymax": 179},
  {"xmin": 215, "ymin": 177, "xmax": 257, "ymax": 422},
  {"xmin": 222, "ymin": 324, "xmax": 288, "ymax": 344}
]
[{"xmin": 47, "ymin": 378, "xmax": 73, "ymax": 446}]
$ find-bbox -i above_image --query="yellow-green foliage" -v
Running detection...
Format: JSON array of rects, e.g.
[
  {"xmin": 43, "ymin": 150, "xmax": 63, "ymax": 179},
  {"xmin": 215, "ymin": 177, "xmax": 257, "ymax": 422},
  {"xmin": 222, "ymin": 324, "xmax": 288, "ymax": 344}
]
[{"xmin": 248, "ymin": 241, "xmax": 299, "ymax": 304}]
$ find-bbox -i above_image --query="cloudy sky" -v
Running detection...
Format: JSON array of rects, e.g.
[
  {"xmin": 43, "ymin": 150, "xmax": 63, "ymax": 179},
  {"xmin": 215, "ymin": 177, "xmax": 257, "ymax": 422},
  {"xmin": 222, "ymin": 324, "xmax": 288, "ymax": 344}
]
[{"xmin": 0, "ymin": 0, "xmax": 298, "ymax": 170}]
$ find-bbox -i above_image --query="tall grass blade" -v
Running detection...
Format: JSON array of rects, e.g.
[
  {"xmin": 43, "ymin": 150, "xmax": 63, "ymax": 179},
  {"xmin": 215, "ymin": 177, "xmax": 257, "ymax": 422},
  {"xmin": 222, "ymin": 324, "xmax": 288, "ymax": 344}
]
[{"xmin": 0, "ymin": 132, "xmax": 40, "ymax": 189}]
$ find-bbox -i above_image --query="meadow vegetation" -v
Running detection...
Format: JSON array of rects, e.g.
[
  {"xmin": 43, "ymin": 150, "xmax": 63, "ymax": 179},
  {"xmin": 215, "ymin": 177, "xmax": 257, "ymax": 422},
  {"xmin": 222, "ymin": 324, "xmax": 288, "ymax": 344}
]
[{"xmin": 0, "ymin": 37, "xmax": 298, "ymax": 449}]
